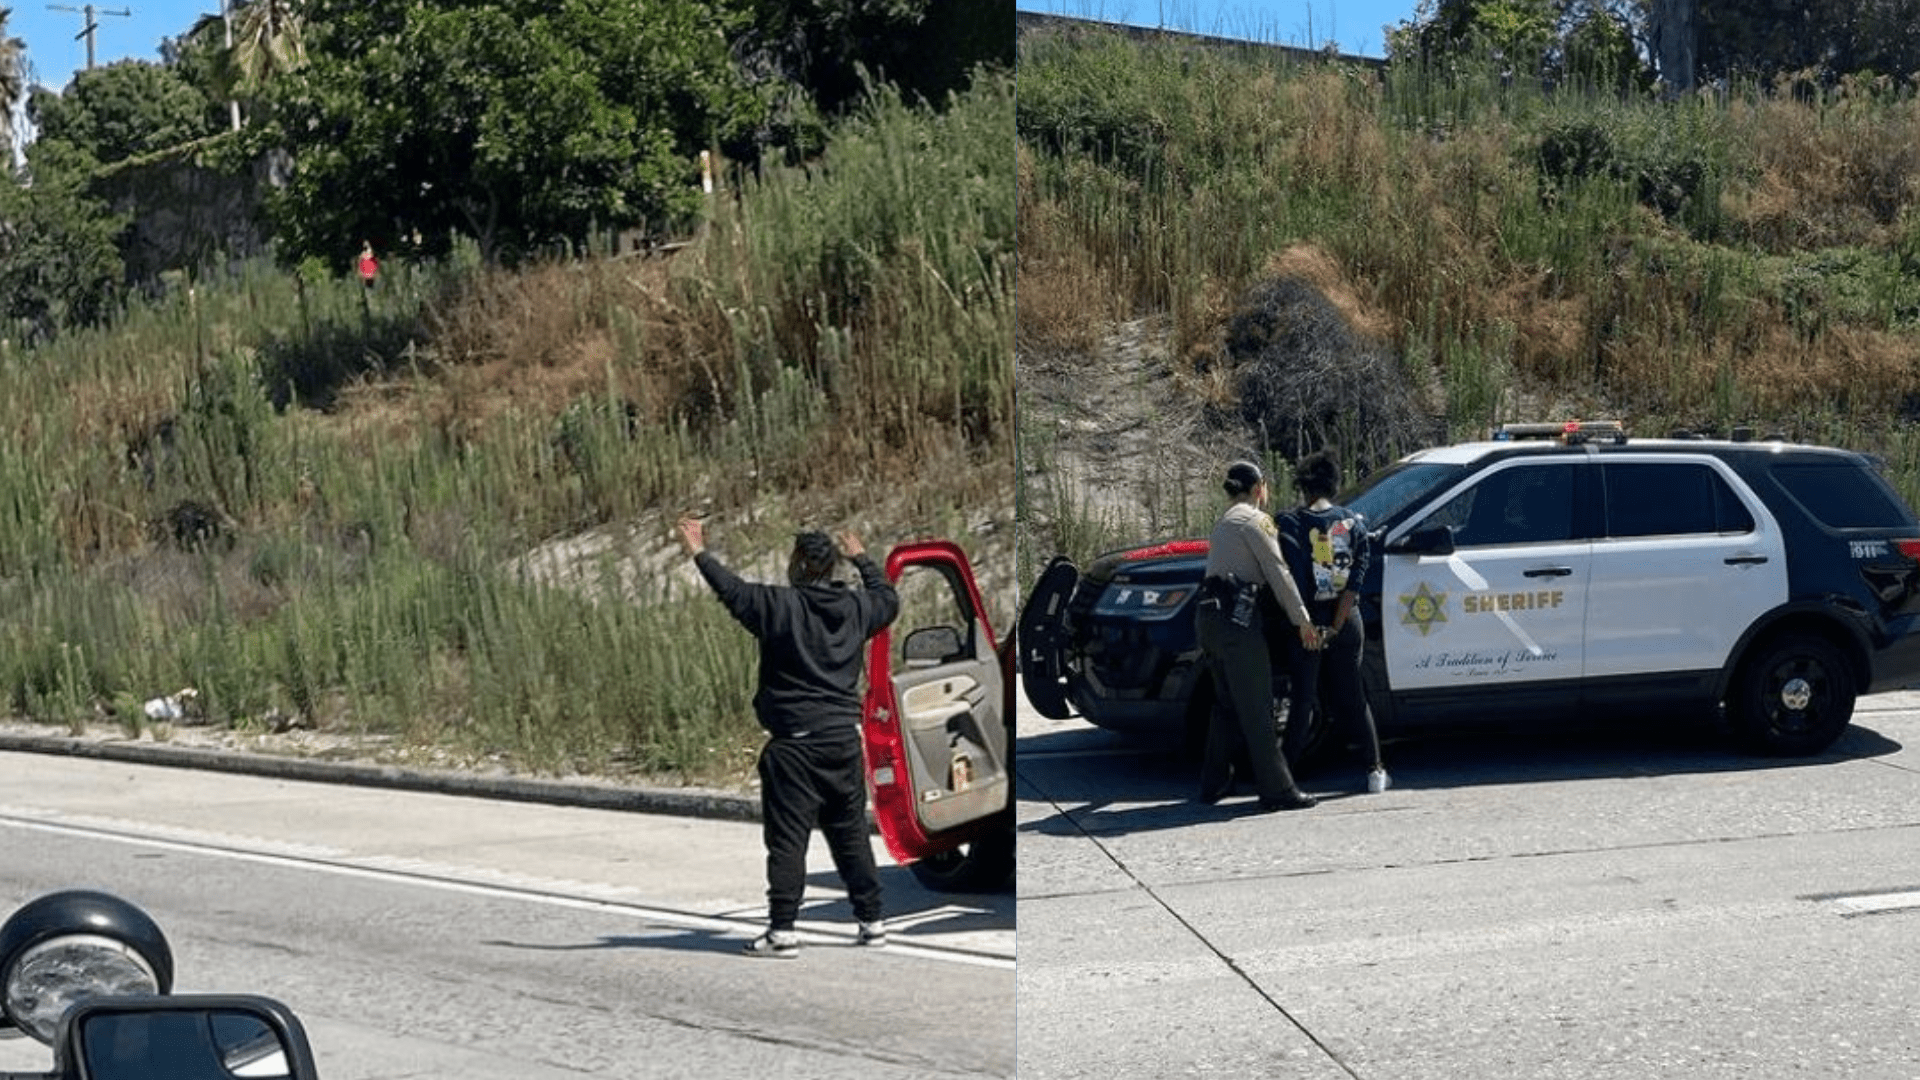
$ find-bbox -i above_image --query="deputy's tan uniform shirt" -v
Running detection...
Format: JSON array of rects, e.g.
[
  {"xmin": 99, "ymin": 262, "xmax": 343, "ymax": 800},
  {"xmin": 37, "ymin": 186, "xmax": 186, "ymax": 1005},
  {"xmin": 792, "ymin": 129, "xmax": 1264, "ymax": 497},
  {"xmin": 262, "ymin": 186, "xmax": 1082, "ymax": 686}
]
[{"xmin": 1204, "ymin": 501, "xmax": 1313, "ymax": 629}]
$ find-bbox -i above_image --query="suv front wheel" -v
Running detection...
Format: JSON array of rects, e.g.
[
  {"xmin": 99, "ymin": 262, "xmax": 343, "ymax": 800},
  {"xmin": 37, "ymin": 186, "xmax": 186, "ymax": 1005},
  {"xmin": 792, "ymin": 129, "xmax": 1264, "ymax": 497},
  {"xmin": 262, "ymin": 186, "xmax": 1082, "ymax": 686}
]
[
  {"xmin": 1730, "ymin": 634, "xmax": 1856, "ymax": 756},
  {"xmin": 1186, "ymin": 673, "xmax": 1323, "ymax": 769}
]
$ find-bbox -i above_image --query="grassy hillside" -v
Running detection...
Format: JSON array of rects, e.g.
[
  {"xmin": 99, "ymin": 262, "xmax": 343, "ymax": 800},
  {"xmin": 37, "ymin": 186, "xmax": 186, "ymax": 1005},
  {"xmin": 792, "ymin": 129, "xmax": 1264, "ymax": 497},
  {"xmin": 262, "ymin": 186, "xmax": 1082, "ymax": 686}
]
[
  {"xmin": 1017, "ymin": 29, "xmax": 1920, "ymax": 581},
  {"xmin": 0, "ymin": 74, "xmax": 1013, "ymax": 786}
]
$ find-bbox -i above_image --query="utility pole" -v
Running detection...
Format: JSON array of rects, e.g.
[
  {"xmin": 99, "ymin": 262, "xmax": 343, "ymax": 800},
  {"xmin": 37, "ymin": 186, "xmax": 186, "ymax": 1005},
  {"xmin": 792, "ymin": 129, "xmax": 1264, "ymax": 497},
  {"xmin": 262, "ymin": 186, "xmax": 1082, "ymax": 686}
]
[{"xmin": 47, "ymin": 4, "xmax": 132, "ymax": 73}]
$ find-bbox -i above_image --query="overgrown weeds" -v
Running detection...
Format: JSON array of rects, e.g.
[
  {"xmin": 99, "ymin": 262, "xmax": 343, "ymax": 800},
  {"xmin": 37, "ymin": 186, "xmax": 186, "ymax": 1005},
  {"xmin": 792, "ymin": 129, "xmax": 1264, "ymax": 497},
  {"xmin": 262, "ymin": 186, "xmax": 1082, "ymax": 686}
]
[
  {"xmin": 0, "ymin": 73, "xmax": 1014, "ymax": 785},
  {"xmin": 1018, "ymin": 27, "xmax": 1920, "ymax": 576}
]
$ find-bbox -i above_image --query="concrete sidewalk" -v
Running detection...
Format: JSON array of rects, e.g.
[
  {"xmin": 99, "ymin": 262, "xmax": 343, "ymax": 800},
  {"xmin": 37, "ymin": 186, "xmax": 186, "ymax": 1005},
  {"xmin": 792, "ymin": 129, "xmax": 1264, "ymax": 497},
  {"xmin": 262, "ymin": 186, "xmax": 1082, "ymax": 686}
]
[{"xmin": 0, "ymin": 728, "xmax": 760, "ymax": 821}]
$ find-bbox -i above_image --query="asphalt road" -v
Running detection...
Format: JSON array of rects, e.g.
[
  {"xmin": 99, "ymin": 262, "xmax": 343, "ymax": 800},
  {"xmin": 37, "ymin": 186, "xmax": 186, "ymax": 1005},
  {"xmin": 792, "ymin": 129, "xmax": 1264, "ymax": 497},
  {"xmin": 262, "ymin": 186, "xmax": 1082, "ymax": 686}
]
[
  {"xmin": 0, "ymin": 753, "xmax": 1012, "ymax": 1079},
  {"xmin": 1016, "ymin": 687, "xmax": 1920, "ymax": 1079}
]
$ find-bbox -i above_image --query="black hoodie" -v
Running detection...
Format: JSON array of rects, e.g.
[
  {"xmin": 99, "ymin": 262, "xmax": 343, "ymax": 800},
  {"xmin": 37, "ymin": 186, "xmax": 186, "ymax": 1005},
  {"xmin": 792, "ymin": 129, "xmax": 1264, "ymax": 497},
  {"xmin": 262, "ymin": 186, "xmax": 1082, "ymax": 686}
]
[{"xmin": 695, "ymin": 551, "xmax": 900, "ymax": 738}]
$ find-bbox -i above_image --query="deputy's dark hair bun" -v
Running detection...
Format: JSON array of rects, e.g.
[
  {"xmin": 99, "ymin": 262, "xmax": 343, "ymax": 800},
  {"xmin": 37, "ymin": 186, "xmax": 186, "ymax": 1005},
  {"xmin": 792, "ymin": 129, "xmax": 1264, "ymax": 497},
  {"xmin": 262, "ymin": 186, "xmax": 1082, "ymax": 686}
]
[{"xmin": 1223, "ymin": 460, "xmax": 1263, "ymax": 496}]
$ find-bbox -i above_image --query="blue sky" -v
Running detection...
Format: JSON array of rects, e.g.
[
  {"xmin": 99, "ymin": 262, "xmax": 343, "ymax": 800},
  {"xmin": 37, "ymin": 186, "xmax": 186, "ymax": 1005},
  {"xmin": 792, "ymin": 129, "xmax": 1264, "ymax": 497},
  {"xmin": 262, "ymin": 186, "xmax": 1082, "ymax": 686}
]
[
  {"xmin": 1017, "ymin": 0, "xmax": 1422, "ymax": 58},
  {"xmin": 13, "ymin": 0, "xmax": 210, "ymax": 92},
  {"xmin": 8, "ymin": 2, "xmax": 1429, "ymax": 93}
]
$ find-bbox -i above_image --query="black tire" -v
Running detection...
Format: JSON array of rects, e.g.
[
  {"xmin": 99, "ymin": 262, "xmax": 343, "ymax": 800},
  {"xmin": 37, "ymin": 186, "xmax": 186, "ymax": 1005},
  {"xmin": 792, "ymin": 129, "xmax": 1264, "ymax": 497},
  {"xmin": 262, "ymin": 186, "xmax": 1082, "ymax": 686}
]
[
  {"xmin": 1182, "ymin": 677, "xmax": 1215, "ymax": 761},
  {"xmin": 908, "ymin": 823, "xmax": 1014, "ymax": 892},
  {"xmin": 1280, "ymin": 694, "xmax": 1326, "ymax": 772},
  {"xmin": 1730, "ymin": 634, "xmax": 1855, "ymax": 755}
]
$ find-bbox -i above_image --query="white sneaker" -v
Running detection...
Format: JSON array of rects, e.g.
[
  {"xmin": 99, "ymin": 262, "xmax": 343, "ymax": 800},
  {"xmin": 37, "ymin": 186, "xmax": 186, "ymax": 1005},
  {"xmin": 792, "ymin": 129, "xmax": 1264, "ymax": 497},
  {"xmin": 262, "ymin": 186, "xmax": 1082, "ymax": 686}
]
[
  {"xmin": 1367, "ymin": 768, "xmax": 1391, "ymax": 794},
  {"xmin": 743, "ymin": 929, "xmax": 801, "ymax": 959},
  {"xmin": 857, "ymin": 920, "xmax": 889, "ymax": 947}
]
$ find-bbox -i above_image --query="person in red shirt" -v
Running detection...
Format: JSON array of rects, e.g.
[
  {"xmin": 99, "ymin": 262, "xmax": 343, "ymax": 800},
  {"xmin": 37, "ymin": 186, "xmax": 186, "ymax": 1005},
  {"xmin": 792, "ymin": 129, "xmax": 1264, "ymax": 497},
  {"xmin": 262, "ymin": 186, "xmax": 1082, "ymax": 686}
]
[{"xmin": 357, "ymin": 241, "xmax": 378, "ymax": 288}]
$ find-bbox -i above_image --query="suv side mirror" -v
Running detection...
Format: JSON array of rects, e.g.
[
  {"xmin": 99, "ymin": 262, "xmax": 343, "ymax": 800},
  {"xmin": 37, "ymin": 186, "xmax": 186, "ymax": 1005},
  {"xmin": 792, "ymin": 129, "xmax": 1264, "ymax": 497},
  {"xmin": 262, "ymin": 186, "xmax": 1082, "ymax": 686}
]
[
  {"xmin": 1387, "ymin": 525, "xmax": 1456, "ymax": 557},
  {"xmin": 55, "ymin": 995, "xmax": 320, "ymax": 1080},
  {"xmin": 903, "ymin": 625, "xmax": 967, "ymax": 666}
]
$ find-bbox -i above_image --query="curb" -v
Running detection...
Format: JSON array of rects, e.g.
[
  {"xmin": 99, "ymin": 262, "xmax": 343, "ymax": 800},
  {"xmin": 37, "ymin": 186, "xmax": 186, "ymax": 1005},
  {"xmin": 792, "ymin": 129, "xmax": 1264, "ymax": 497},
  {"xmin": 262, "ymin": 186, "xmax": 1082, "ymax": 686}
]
[{"xmin": 0, "ymin": 733, "xmax": 764, "ymax": 823}]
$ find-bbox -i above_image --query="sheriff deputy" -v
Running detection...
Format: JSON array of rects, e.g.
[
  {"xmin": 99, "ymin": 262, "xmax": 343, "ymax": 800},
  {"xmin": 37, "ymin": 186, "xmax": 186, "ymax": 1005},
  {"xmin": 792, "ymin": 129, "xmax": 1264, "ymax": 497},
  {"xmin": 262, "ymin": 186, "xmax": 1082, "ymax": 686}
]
[{"xmin": 1195, "ymin": 460, "xmax": 1322, "ymax": 811}]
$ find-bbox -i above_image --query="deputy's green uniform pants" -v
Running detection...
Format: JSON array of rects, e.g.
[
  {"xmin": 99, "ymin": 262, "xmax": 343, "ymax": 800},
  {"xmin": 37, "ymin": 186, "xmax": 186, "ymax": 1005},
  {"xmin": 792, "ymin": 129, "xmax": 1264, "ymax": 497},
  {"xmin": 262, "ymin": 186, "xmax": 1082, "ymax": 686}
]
[{"xmin": 1196, "ymin": 606, "xmax": 1304, "ymax": 803}]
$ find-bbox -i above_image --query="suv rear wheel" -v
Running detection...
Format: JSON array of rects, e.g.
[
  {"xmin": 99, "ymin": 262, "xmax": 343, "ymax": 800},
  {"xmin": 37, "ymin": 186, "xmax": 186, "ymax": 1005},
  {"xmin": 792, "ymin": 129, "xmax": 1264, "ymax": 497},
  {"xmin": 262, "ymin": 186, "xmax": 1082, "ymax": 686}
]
[{"xmin": 1730, "ymin": 634, "xmax": 1855, "ymax": 755}]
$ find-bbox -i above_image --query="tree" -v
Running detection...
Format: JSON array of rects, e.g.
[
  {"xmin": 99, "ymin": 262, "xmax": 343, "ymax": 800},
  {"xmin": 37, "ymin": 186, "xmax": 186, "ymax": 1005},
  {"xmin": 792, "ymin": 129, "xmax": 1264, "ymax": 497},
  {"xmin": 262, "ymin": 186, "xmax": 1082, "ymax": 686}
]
[
  {"xmin": 226, "ymin": 0, "xmax": 305, "ymax": 94},
  {"xmin": 1390, "ymin": 0, "xmax": 1583, "ymax": 73},
  {"xmin": 189, "ymin": 0, "xmax": 306, "ymax": 127},
  {"xmin": 0, "ymin": 8, "xmax": 24, "ymax": 158},
  {"xmin": 28, "ymin": 61, "xmax": 217, "ymax": 169},
  {"xmin": 10, "ymin": 61, "xmax": 231, "ymax": 330},
  {"xmin": 1645, "ymin": 0, "xmax": 1696, "ymax": 90},
  {"xmin": 1478, "ymin": 0, "xmax": 1561, "ymax": 60},
  {"xmin": 0, "ymin": 173, "xmax": 126, "ymax": 339},
  {"xmin": 714, "ymin": 0, "xmax": 1008, "ymax": 165},
  {"xmin": 261, "ymin": 0, "xmax": 767, "ymax": 268},
  {"xmin": 1563, "ymin": 3, "xmax": 1646, "ymax": 91},
  {"xmin": 1693, "ymin": 0, "xmax": 1814, "ymax": 81},
  {"xmin": 1691, "ymin": 0, "xmax": 1920, "ymax": 84},
  {"xmin": 160, "ymin": 18, "xmax": 246, "ymax": 135},
  {"xmin": 727, "ymin": 0, "xmax": 1007, "ymax": 115},
  {"xmin": 1852, "ymin": 0, "xmax": 1920, "ymax": 75}
]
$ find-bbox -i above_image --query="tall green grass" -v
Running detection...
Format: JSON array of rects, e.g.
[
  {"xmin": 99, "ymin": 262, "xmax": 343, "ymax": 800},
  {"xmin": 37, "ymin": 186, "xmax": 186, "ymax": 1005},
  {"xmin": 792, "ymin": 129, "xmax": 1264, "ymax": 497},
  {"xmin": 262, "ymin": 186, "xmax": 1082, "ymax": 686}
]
[
  {"xmin": 1019, "ymin": 32, "xmax": 1920, "ymax": 400},
  {"xmin": 0, "ymin": 72, "xmax": 1013, "ymax": 784},
  {"xmin": 1018, "ymin": 28, "xmax": 1920, "ymax": 587}
]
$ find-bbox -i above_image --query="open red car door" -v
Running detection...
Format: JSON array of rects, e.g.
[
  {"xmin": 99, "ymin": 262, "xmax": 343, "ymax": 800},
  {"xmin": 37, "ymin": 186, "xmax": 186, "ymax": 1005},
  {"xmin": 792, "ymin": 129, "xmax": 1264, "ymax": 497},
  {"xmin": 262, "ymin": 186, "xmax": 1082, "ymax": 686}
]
[{"xmin": 862, "ymin": 541, "xmax": 1014, "ymax": 892}]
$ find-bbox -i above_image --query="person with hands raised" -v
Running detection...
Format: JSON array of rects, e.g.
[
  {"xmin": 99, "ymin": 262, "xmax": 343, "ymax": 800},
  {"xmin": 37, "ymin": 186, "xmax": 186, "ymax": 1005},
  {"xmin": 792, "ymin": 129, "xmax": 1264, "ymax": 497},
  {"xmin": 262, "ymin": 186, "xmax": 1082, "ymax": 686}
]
[{"xmin": 678, "ymin": 517, "xmax": 900, "ymax": 957}]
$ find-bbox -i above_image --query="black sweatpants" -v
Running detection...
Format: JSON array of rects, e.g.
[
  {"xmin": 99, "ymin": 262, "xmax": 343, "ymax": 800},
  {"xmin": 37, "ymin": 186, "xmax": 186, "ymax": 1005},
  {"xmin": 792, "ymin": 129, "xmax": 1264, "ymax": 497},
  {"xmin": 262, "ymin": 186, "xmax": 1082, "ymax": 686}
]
[
  {"xmin": 1281, "ymin": 612, "xmax": 1382, "ymax": 772},
  {"xmin": 757, "ymin": 729, "xmax": 885, "ymax": 931}
]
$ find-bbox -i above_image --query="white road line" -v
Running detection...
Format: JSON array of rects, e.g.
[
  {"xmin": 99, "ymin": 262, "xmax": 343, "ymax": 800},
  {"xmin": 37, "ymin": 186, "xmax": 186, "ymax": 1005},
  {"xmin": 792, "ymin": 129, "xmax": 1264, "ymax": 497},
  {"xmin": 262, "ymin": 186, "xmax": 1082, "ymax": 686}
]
[
  {"xmin": 1829, "ymin": 890, "xmax": 1920, "ymax": 917},
  {"xmin": 0, "ymin": 813, "xmax": 1012, "ymax": 970}
]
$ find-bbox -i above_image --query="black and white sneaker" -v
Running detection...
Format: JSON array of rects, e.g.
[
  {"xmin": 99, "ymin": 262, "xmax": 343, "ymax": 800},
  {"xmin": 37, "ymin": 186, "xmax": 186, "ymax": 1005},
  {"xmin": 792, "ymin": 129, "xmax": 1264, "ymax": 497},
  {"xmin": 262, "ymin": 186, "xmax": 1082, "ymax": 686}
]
[
  {"xmin": 856, "ymin": 920, "xmax": 889, "ymax": 948},
  {"xmin": 743, "ymin": 930, "xmax": 800, "ymax": 959}
]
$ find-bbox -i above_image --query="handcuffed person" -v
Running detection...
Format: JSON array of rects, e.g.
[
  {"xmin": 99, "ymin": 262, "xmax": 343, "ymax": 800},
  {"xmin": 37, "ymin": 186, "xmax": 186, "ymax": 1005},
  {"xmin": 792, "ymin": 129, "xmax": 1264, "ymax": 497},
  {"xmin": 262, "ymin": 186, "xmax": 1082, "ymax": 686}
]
[{"xmin": 1275, "ymin": 450, "xmax": 1390, "ymax": 794}]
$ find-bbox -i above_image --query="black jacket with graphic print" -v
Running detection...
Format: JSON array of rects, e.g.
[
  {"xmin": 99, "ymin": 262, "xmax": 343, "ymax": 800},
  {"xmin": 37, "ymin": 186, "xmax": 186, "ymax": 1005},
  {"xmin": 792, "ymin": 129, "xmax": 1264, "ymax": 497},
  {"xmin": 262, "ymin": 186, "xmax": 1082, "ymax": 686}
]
[
  {"xmin": 1275, "ymin": 504, "xmax": 1372, "ymax": 626},
  {"xmin": 694, "ymin": 551, "xmax": 900, "ymax": 738}
]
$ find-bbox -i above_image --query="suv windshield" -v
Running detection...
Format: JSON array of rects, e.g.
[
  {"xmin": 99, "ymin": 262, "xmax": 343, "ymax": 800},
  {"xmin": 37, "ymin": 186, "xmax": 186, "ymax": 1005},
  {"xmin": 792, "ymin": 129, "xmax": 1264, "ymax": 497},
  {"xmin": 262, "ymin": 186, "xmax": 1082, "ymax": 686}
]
[{"xmin": 1343, "ymin": 462, "xmax": 1469, "ymax": 529}]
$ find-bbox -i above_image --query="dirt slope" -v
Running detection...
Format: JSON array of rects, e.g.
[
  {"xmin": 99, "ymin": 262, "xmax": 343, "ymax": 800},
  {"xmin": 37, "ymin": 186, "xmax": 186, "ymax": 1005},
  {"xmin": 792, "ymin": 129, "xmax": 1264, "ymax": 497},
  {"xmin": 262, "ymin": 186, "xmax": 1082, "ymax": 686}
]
[{"xmin": 1018, "ymin": 316, "xmax": 1266, "ymax": 580}]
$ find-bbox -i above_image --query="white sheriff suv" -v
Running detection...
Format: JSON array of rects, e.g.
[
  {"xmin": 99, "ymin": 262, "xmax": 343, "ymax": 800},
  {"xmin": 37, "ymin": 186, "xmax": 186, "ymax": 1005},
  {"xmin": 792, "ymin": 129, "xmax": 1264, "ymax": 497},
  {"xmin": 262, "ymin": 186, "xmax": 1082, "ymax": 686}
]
[
  {"xmin": 1020, "ymin": 421, "xmax": 1920, "ymax": 759},
  {"xmin": 1359, "ymin": 420, "xmax": 1920, "ymax": 757}
]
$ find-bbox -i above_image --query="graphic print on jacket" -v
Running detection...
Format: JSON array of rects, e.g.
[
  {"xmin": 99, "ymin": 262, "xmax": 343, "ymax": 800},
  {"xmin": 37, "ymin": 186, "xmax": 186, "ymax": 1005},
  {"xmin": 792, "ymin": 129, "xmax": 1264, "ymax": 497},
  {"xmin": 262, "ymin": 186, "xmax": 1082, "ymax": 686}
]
[{"xmin": 1309, "ymin": 517, "xmax": 1356, "ymax": 601}]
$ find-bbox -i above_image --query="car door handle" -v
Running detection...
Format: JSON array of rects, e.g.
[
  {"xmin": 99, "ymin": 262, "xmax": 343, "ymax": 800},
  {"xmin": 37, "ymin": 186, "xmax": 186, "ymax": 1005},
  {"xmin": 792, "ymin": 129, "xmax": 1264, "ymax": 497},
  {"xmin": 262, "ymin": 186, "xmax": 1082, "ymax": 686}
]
[
  {"xmin": 1523, "ymin": 567, "xmax": 1573, "ymax": 578},
  {"xmin": 1724, "ymin": 554, "xmax": 1769, "ymax": 566}
]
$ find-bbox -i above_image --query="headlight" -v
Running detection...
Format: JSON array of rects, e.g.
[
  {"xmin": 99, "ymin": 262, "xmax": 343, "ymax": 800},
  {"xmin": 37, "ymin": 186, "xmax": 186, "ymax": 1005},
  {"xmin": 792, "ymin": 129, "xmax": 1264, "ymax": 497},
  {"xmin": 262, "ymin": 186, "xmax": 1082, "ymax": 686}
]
[
  {"xmin": 0, "ymin": 890, "xmax": 174, "ymax": 1045},
  {"xmin": 1092, "ymin": 584, "xmax": 1193, "ymax": 620}
]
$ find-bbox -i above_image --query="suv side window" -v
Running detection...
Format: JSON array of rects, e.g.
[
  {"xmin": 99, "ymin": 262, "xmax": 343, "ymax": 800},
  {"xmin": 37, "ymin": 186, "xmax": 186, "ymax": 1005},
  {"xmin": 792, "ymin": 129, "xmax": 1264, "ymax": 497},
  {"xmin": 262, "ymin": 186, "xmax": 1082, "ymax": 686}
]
[
  {"xmin": 1771, "ymin": 461, "xmax": 1915, "ymax": 529},
  {"xmin": 1422, "ymin": 462, "xmax": 1579, "ymax": 547},
  {"xmin": 1603, "ymin": 462, "xmax": 1754, "ymax": 537}
]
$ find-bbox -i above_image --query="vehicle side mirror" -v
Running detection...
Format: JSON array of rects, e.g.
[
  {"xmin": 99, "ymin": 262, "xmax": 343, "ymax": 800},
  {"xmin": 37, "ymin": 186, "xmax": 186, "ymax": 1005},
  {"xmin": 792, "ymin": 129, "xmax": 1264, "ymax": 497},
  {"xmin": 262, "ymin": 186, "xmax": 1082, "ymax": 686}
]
[
  {"xmin": 1387, "ymin": 525, "xmax": 1455, "ymax": 557},
  {"xmin": 54, "ymin": 995, "xmax": 320, "ymax": 1080},
  {"xmin": 903, "ymin": 626, "xmax": 966, "ymax": 667}
]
